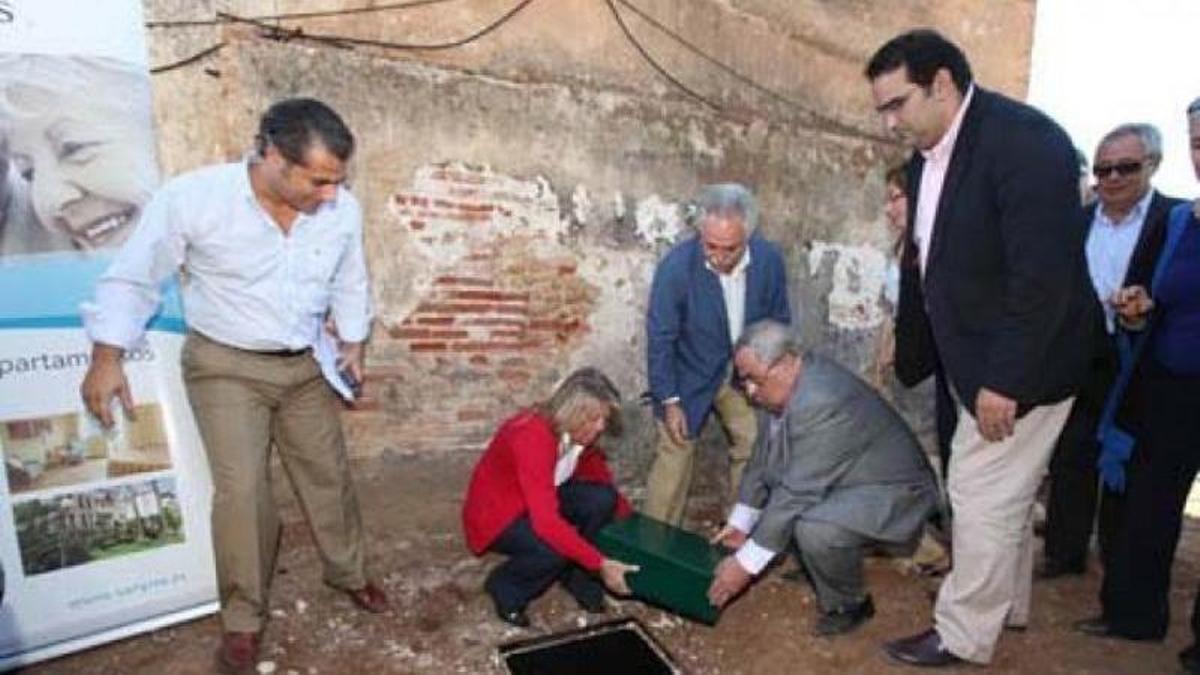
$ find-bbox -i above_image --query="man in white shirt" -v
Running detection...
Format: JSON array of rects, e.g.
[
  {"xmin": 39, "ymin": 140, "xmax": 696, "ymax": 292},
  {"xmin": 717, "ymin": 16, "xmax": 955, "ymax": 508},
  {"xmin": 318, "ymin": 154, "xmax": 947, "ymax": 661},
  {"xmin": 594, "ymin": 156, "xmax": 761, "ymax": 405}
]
[
  {"xmin": 80, "ymin": 98, "xmax": 387, "ymax": 673},
  {"xmin": 644, "ymin": 183, "xmax": 791, "ymax": 526},
  {"xmin": 1042, "ymin": 124, "xmax": 1184, "ymax": 582},
  {"xmin": 707, "ymin": 320, "xmax": 937, "ymax": 637}
]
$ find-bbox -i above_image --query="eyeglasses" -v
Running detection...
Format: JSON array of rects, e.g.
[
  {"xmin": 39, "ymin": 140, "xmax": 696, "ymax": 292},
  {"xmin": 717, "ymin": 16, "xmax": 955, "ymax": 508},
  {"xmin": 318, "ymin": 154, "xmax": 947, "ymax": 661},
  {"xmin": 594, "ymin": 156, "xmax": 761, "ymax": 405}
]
[{"xmin": 1092, "ymin": 161, "xmax": 1144, "ymax": 179}]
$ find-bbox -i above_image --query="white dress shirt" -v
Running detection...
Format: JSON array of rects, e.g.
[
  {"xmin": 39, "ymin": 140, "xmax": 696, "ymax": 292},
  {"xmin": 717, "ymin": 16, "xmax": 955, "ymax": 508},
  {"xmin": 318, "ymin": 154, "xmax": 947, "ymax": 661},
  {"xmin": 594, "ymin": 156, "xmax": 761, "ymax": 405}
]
[
  {"xmin": 914, "ymin": 85, "xmax": 976, "ymax": 275},
  {"xmin": 707, "ymin": 249, "xmax": 751, "ymax": 345},
  {"xmin": 82, "ymin": 160, "xmax": 373, "ymax": 399},
  {"xmin": 553, "ymin": 433, "xmax": 585, "ymax": 487},
  {"xmin": 1085, "ymin": 190, "xmax": 1154, "ymax": 333},
  {"xmin": 727, "ymin": 414, "xmax": 788, "ymax": 575}
]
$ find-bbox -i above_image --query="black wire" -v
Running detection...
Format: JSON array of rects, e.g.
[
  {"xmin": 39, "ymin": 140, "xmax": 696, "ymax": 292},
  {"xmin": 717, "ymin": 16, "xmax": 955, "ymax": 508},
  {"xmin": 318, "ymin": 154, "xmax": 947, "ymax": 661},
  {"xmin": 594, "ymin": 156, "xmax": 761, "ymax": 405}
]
[
  {"xmin": 150, "ymin": 42, "xmax": 226, "ymax": 74},
  {"xmin": 612, "ymin": 0, "xmax": 892, "ymax": 143},
  {"xmin": 216, "ymin": 0, "xmax": 535, "ymax": 51},
  {"xmin": 145, "ymin": 0, "xmax": 456, "ymax": 29},
  {"xmin": 603, "ymin": 0, "xmax": 721, "ymax": 111}
]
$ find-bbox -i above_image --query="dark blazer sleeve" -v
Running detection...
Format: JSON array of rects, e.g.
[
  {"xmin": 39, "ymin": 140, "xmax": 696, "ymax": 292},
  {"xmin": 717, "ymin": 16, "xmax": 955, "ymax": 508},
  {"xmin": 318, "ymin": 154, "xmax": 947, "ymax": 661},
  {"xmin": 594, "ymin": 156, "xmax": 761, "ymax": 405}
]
[{"xmin": 980, "ymin": 116, "xmax": 1085, "ymax": 400}]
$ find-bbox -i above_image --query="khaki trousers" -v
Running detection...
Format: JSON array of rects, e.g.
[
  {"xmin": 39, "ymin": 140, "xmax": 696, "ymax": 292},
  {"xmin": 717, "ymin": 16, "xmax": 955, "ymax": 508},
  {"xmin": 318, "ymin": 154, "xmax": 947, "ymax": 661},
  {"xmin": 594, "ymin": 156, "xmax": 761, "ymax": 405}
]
[
  {"xmin": 934, "ymin": 397, "xmax": 1073, "ymax": 664},
  {"xmin": 182, "ymin": 332, "xmax": 366, "ymax": 633},
  {"xmin": 643, "ymin": 379, "xmax": 757, "ymax": 526}
]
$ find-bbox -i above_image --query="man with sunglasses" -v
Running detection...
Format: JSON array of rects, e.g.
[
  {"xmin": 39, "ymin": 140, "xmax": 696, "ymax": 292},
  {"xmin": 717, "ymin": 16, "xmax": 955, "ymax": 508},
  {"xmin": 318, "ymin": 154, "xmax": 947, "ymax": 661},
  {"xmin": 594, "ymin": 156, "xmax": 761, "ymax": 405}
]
[
  {"xmin": 707, "ymin": 319, "xmax": 938, "ymax": 637},
  {"xmin": 864, "ymin": 30, "xmax": 1094, "ymax": 666},
  {"xmin": 80, "ymin": 98, "xmax": 388, "ymax": 674},
  {"xmin": 1042, "ymin": 124, "xmax": 1184, "ymax": 584}
]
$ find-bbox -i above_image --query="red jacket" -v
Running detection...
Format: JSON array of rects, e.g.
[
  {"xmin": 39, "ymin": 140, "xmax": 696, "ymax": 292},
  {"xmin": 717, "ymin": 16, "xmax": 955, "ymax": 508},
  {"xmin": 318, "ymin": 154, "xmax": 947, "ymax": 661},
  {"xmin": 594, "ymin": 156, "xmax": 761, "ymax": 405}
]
[{"xmin": 462, "ymin": 410, "xmax": 632, "ymax": 571}]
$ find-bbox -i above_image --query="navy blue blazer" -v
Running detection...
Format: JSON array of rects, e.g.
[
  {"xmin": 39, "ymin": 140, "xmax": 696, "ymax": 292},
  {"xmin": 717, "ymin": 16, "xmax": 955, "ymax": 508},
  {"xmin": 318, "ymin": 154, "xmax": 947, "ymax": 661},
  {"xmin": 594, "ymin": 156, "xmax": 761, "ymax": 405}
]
[
  {"xmin": 646, "ymin": 234, "xmax": 790, "ymax": 435},
  {"xmin": 894, "ymin": 87, "xmax": 1093, "ymax": 416}
]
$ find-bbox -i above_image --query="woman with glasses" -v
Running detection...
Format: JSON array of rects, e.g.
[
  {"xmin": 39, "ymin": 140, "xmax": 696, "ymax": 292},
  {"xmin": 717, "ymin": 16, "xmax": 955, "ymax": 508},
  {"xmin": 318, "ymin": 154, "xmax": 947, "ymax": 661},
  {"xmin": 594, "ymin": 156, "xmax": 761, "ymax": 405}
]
[{"xmin": 1076, "ymin": 99, "xmax": 1200, "ymax": 667}]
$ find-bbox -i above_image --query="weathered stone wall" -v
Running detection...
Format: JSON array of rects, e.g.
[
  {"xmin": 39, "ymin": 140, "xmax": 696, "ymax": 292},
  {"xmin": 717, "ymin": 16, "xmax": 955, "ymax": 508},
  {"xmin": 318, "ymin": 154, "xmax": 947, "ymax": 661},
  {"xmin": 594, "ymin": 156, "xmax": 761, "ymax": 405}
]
[{"xmin": 142, "ymin": 0, "xmax": 1034, "ymax": 502}]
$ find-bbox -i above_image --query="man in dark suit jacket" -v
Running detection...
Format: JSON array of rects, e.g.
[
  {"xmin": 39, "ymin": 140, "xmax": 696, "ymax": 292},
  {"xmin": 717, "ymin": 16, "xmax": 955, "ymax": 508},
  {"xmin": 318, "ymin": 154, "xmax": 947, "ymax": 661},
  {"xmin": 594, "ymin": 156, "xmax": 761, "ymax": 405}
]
[
  {"xmin": 865, "ymin": 30, "xmax": 1093, "ymax": 667},
  {"xmin": 644, "ymin": 183, "xmax": 790, "ymax": 526},
  {"xmin": 707, "ymin": 320, "xmax": 938, "ymax": 637},
  {"xmin": 1041, "ymin": 123, "xmax": 1185, "ymax": 580}
]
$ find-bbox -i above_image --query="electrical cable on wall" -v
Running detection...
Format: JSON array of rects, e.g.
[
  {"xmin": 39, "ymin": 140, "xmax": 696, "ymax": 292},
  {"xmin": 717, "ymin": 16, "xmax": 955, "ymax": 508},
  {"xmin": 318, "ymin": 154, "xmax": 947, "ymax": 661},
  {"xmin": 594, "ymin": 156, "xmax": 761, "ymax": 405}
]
[
  {"xmin": 602, "ymin": 0, "xmax": 721, "ymax": 111},
  {"xmin": 150, "ymin": 42, "xmax": 226, "ymax": 74},
  {"xmin": 145, "ymin": 0, "xmax": 457, "ymax": 29},
  {"xmin": 610, "ymin": 0, "xmax": 891, "ymax": 144}
]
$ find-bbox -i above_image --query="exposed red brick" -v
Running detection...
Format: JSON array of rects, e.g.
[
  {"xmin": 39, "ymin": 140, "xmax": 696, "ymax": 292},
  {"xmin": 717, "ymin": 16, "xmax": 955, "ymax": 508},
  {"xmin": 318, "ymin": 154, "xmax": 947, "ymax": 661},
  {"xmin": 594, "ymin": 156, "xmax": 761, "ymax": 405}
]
[
  {"xmin": 434, "ymin": 275, "xmax": 494, "ymax": 287},
  {"xmin": 415, "ymin": 316, "xmax": 456, "ymax": 326},
  {"xmin": 557, "ymin": 264, "xmax": 577, "ymax": 275},
  {"xmin": 450, "ymin": 289, "xmax": 530, "ymax": 303},
  {"xmin": 390, "ymin": 327, "xmax": 431, "ymax": 340},
  {"xmin": 469, "ymin": 354, "xmax": 489, "ymax": 365},
  {"xmin": 409, "ymin": 220, "xmax": 426, "ymax": 230},
  {"xmin": 409, "ymin": 341, "xmax": 446, "ymax": 352}
]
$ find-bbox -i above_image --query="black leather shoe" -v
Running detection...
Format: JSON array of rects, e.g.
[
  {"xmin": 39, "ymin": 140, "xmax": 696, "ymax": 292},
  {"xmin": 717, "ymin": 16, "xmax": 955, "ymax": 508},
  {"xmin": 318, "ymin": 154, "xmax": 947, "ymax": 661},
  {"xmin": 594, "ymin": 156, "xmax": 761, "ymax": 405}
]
[
  {"xmin": 1074, "ymin": 616, "xmax": 1112, "ymax": 637},
  {"xmin": 883, "ymin": 628, "xmax": 963, "ymax": 667},
  {"xmin": 813, "ymin": 595, "xmax": 875, "ymax": 636}
]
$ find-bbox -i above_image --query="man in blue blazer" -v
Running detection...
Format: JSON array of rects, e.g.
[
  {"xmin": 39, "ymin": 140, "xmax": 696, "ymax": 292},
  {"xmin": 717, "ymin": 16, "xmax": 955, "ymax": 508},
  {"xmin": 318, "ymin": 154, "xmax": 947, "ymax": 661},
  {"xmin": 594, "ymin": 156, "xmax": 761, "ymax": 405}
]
[
  {"xmin": 866, "ymin": 30, "xmax": 1093, "ymax": 666},
  {"xmin": 644, "ymin": 183, "xmax": 790, "ymax": 526}
]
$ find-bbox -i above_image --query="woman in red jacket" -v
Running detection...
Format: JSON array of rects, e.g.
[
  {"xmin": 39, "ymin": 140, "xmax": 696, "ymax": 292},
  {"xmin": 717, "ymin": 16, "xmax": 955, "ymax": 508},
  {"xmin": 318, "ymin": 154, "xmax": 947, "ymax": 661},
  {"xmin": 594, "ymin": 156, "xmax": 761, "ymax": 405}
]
[{"xmin": 462, "ymin": 368, "xmax": 639, "ymax": 627}]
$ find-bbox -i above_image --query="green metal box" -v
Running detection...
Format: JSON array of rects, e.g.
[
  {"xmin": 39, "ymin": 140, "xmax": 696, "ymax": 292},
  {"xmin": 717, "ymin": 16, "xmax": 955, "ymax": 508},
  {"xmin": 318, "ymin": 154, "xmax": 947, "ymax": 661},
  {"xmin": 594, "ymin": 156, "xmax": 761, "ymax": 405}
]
[{"xmin": 594, "ymin": 513, "xmax": 724, "ymax": 625}]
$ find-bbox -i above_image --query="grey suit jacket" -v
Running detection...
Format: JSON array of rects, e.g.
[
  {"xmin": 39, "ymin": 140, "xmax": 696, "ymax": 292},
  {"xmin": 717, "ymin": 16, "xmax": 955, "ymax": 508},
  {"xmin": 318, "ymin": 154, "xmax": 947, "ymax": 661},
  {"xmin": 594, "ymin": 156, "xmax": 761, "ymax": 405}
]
[{"xmin": 739, "ymin": 352, "xmax": 939, "ymax": 554}]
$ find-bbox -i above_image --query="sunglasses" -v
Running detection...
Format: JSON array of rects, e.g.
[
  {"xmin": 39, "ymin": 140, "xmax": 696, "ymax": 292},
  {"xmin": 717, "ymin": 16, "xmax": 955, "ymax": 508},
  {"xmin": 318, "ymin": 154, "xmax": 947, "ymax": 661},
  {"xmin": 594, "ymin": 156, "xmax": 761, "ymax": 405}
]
[{"xmin": 1092, "ymin": 161, "xmax": 1144, "ymax": 179}]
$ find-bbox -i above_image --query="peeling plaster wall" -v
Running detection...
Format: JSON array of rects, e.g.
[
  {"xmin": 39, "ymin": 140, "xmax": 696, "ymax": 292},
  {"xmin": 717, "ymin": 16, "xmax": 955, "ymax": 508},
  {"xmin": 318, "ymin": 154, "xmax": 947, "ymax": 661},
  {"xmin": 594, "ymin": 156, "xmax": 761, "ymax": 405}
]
[{"xmin": 141, "ymin": 2, "xmax": 1034, "ymax": 495}]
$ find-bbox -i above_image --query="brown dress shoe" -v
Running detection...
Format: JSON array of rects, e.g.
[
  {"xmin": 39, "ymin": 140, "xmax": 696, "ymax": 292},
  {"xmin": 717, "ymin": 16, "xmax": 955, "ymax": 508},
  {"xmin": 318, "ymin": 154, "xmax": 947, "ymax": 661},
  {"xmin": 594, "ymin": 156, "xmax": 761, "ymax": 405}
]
[
  {"xmin": 345, "ymin": 581, "xmax": 390, "ymax": 613},
  {"xmin": 217, "ymin": 631, "xmax": 259, "ymax": 674}
]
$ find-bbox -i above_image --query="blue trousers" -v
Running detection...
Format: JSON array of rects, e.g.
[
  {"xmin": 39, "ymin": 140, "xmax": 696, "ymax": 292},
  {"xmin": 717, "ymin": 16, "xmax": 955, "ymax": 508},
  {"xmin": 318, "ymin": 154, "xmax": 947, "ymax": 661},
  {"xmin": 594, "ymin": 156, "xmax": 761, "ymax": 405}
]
[{"xmin": 484, "ymin": 481, "xmax": 617, "ymax": 612}]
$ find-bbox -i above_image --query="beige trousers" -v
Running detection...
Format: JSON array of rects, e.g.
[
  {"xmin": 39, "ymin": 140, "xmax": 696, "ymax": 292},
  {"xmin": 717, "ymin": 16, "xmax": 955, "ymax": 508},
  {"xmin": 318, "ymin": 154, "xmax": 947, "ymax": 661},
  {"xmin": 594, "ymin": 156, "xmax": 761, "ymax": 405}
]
[
  {"xmin": 643, "ymin": 379, "xmax": 757, "ymax": 526},
  {"xmin": 934, "ymin": 397, "xmax": 1074, "ymax": 663},
  {"xmin": 182, "ymin": 332, "xmax": 366, "ymax": 633}
]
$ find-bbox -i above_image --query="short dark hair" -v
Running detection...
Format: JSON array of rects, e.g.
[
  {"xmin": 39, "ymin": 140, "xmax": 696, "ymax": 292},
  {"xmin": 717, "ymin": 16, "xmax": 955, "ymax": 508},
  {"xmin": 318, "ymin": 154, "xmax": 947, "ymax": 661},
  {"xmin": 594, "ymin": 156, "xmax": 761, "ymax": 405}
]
[
  {"xmin": 865, "ymin": 29, "xmax": 973, "ymax": 95},
  {"xmin": 256, "ymin": 97, "xmax": 355, "ymax": 165}
]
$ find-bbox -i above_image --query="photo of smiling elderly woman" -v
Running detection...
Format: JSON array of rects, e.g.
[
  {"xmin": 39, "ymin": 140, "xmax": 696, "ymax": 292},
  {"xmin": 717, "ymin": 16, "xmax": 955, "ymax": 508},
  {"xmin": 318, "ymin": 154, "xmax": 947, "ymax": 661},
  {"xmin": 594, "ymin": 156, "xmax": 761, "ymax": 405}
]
[{"xmin": 0, "ymin": 54, "xmax": 159, "ymax": 255}]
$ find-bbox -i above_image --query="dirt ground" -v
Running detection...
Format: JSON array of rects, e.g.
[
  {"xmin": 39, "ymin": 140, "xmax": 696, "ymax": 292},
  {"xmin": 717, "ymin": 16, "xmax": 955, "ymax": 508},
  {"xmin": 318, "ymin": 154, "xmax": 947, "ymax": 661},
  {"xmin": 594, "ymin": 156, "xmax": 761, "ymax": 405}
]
[{"xmin": 22, "ymin": 450, "xmax": 1200, "ymax": 675}]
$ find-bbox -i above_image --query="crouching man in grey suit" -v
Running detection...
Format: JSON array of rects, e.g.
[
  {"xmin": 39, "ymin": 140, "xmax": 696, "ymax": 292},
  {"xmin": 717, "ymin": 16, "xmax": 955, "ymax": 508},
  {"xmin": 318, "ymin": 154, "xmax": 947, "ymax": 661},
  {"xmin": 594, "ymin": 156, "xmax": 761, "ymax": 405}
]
[{"xmin": 707, "ymin": 319, "xmax": 939, "ymax": 636}]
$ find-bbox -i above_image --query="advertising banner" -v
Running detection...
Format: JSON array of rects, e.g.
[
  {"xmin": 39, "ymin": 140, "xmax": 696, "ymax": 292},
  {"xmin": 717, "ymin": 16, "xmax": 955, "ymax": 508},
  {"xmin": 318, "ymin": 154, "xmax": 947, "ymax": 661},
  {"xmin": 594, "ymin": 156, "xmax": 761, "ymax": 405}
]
[{"xmin": 0, "ymin": 1, "xmax": 218, "ymax": 669}]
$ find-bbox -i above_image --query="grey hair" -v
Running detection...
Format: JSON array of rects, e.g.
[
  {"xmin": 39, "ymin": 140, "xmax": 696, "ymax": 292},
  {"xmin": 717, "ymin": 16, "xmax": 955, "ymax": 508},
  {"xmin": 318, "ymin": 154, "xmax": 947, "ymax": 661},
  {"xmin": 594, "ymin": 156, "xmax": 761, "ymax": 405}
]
[
  {"xmin": 537, "ymin": 367, "xmax": 623, "ymax": 438},
  {"xmin": 1098, "ymin": 123, "xmax": 1163, "ymax": 163},
  {"xmin": 735, "ymin": 319, "xmax": 803, "ymax": 366},
  {"xmin": 1188, "ymin": 97, "xmax": 1200, "ymax": 117},
  {"xmin": 690, "ymin": 182, "xmax": 759, "ymax": 236}
]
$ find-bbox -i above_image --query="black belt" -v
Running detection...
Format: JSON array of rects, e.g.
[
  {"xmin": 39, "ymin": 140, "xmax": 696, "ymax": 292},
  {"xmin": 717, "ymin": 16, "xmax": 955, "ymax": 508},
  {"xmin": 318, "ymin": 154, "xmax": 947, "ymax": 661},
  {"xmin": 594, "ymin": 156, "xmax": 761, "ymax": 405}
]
[{"xmin": 252, "ymin": 347, "xmax": 310, "ymax": 357}]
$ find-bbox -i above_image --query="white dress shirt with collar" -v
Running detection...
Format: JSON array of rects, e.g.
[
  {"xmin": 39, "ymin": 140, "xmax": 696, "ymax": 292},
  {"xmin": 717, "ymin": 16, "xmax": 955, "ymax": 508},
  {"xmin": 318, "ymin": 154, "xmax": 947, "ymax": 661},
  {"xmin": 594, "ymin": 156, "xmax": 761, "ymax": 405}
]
[
  {"xmin": 707, "ymin": 249, "xmax": 751, "ymax": 346},
  {"xmin": 81, "ymin": 160, "xmax": 373, "ymax": 399},
  {"xmin": 914, "ymin": 85, "xmax": 976, "ymax": 276},
  {"xmin": 1085, "ymin": 189, "xmax": 1154, "ymax": 333}
]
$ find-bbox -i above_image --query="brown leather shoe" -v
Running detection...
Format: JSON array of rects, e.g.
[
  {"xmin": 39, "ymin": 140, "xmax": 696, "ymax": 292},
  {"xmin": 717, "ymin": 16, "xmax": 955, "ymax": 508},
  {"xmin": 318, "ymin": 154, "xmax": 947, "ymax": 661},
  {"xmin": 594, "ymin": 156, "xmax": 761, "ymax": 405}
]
[
  {"xmin": 344, "ymin": 581, "xmax": 389, "ymax": 613},
  {"xmin": 216, "ymin": 631, "xmax": 259, "ymax": 674}
]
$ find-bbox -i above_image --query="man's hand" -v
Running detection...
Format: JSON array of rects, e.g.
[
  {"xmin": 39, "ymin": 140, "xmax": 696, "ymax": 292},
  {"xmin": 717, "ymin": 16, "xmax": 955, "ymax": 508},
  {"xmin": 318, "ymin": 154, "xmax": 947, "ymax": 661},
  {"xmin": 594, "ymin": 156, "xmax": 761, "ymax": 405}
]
[
  {"xmin": 599, "ymin": 558, "xmax": 640, "ymax": 595},
  {"xmin": 975, "ymin": 387, "xmax": 1016, "ymax": 442},
  {"xmin": 664, "ymin": 401, "xmax": 688, "ymax": 445},
  {"xmin": 709, "ymin": 524, "xmax": 748, "ymax": 550},
  {"xmin": 707, "ymin": 555, "xmax": 753, "ymax": 608},
  {"xmin": 338, "ymin": 340, "xmax": 366, "ymax": 385},
  {"xmin": 80, "ymin": 344, "xmax": 133, "ymax": 428},
  {"xmin": 1111, "ymin": 285, "xmax": 1154, "ymax": 327}
]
